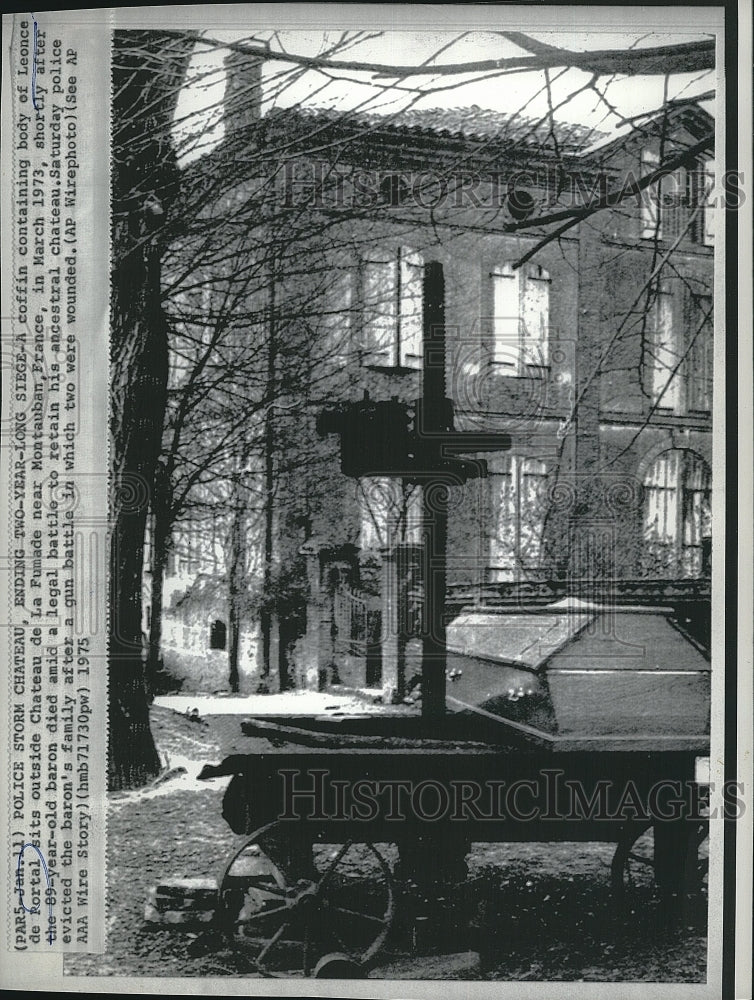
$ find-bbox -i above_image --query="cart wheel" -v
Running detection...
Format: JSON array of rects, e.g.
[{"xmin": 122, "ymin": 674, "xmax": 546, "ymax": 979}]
[
  {"xmin": 611, "ymin": 821, "xmax": 708, "ymax": 900},
  {"xmin": 219, "ymin": 822, "xmax": 395, "ymax": 977},
  {"xmin": 313, "ymin": 952, "xmax": 365, "ymax": 978}
]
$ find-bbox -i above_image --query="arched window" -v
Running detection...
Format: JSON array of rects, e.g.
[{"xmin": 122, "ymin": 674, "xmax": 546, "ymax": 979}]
[{"xmin": 642, "ymin": 449, "xmax": 711, "ymax": 578}]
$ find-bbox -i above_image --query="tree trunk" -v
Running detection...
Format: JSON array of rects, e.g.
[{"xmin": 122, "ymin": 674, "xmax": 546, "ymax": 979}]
[
  {"xmin": 146, "ymin": 504, "xmax": 171, "ymax": 693},
  {"xmin": 109, "ymin": 492, "xmax": 162, "ymax": 790},
  {"xmin": 228, "ymin": 603, "xmax": 241, "ymax": 694},
  {"xmin": 109, "ymin": 31, "xmax": 195, "ymax": 789},
  {"xmin": 109, "ymin": 244, "xmax": 169, "ymax": 789}
]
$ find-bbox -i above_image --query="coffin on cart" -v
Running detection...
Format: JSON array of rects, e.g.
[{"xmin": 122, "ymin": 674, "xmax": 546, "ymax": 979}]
[
  {"xmin": 202, "ymin": 602, "xmax": 710, "ymax": 851},
  {"xmin": 442, "ymin": 599, "xmax": 710, "ymax": 753}
]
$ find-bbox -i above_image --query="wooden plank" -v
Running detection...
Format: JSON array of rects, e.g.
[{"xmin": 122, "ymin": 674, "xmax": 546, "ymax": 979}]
[
  {"xmin": 551, "ymin": 735, "xmax": 710, "ymax": 753},
  {"xmin": 236, "ymin": 711, "xmax": 542, "ymax": 748},
  {"xmin": 239, "ymin": 716, "xmax": 501, "ymax": 751}
]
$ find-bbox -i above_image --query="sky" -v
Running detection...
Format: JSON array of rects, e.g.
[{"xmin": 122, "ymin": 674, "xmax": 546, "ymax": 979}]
[{"xmin": 173, "ymin": 29, "xmax": 716, "ymax": 164}]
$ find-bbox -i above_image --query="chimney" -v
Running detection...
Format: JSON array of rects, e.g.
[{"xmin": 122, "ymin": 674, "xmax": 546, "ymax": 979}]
[{"xmin": 224, "ymin": 50, "xmax": 263, "ymax": 135}]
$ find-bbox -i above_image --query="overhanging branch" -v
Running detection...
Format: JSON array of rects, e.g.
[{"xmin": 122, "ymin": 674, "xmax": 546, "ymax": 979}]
[{"xmin": 195, "ymin": 34, "xmax": 714, "ymax": 79}]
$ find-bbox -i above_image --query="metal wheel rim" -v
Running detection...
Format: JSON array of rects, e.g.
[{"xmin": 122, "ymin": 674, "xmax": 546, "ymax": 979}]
[{"xmin": 219, "ymin": 825, "xmax": 395, "ymax": 977}]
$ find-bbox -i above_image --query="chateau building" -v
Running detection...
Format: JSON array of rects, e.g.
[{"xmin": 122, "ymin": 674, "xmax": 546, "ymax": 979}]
[{"xmin": 152, "ymin": 54, "xmax": 714, "ymax": 695}]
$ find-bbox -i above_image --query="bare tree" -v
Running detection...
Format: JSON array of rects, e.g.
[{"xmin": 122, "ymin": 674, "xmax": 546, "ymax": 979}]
[{"xmin": 109, "ymin": 30, "xmax": 196, "ymax": 789}]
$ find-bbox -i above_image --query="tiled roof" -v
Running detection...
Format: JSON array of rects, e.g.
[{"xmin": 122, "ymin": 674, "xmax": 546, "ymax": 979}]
[{"xmin": 267, "ymin": 103, "xmax": 609, "ymax": 156}]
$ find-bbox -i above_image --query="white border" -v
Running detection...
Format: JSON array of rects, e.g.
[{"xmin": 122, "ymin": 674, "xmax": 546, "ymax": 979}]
[{"xmin": 1, "ymin": 4, "xmax": 749, "ymax": 996}]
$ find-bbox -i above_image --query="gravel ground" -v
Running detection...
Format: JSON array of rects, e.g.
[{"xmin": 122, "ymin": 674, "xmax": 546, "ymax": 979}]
[{"xmin": 64, "ymin": 706, "xmax": 707, "ymax": 982}]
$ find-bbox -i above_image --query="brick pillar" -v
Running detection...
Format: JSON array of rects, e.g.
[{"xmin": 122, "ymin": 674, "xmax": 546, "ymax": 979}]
[{"xmin": 300, "ymin": 540, "xmax": 336, "ymax": 691}]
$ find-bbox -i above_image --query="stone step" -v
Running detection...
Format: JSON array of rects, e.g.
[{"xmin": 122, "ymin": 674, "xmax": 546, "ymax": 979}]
[{"xmin": 143, "ymin": 878, "xmax": 219, "ymax": 926}]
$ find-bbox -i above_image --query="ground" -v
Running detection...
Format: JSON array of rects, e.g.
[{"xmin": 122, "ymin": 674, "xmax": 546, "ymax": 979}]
[{"xmin": 64, "ymin": 702, "xmax": 707, "ymax": 981}]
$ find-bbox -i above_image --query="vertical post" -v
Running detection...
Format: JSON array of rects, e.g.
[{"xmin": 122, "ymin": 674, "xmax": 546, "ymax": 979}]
[
  {"xmin": 395, "ymin": 542, "xmax": 410, "ymax": 703},
  {"xmin": 300, "ymin": 541, "xmax": 323, "ymax": 690},
  {"xmin": 421, "ymin": 261, "xmax": 448, "ymax": 719},
  {"xmin": 318, "ymin": 573, "xmax": 335, "ymax": 692},
  {"xmin": 380, "ymin": 547, "xmax": 399, "ymax": 703}
]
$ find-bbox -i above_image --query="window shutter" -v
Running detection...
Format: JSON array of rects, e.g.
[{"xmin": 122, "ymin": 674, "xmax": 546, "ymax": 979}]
[
  {"xmin": 519, "ymin": 458, "xmax": 548, "ymax": 570},
  {"xmin": 522, "ymin": 265, "xmax": 550, "ymax": 366},
  {"xmin": 644, "ymin": 450, "xmax": 679, "ymax": 546},
  {"xmin": 643, "ymin": 449, "xmax": 711, "ymax": 579},
  {"xmin": 659, "ymin": 166, "xmax": 686, "ymax": 241},
  {"xmin": 491, "ymin": 265, "xmax": 520, "ymax": 368},
  {"xmin": 686, "ymin": 293, "xmax": 713, "ymax": 413},
  {"xmin": 641, "ymin": 148, "xmax": 662, "ymax": 239},
  {"xmin": 362, "ymin": 256, "xmax": 397, "ymax": 365},
  {"xmin": 489, "ymin": 456, "xmax": 549, "ymax": 581},
  {"xmin": 649, "ymin": 284, "xmax": 679, "ymax": 409},
  {"xmin": 399, "ymin": 248, "xmax": 423, "ymax": 369},
  {"xmin": 703, "ymin": 162, "xmax": 715, "ymax": 246},
  {"xmin": 323, "ymin": 267, "xmax": 354, "ymax": 364},
  {"xmin": 681, "ymin": 453, "xmax": 711, "ymax": 576}
]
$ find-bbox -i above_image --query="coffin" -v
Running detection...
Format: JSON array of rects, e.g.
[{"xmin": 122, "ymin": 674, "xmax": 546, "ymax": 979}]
[{"xmin": 444, "ymin": 599, "xmax": 711, "ymax": 752}]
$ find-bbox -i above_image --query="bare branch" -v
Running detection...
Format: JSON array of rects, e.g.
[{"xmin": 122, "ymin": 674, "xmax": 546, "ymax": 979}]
[{"xmin": 194, "ymin": 33, "xmax": 715, "ymax": 78}]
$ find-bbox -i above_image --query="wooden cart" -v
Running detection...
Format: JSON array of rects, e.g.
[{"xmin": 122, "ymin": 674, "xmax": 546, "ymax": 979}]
[{"xmin": 199, "ymin": 605, "xmax": 710, "ymax": 977}]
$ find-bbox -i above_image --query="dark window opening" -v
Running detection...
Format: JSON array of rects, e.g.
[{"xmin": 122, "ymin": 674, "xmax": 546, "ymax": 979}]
[
  {"xmin": 210, "ymin": 619, "xmax": 227, "ymax": 650},
  {"xmin": 380, "ymin": 173, "xmax": 409, "ymax": 206}
]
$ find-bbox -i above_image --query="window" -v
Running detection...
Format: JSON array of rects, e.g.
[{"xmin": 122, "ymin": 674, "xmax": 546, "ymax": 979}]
[
  {"xmin": 646, "ymin": 283, "xmax": 713, "ymax": 414},
  {"xmin": 643, "ymin": 449, "xmax": 711, "ymax": 578},
  {"xmin": 490, "ymin": 263, "xmax": 550, "ymax": 372},
  {"xmin": 641, "ymin": 148, "xmax": 662, "ymax": 239},
  {"xmin": 642, "ymin": 148, "xmax": 714, "ymax": 245},
  {"xmin": 361, "ymin": 248, "xmax": 423, "ymax": 368},
  {"xmin": 168, "ymin": 541, "xmax": 193, "ymax": 577},
  {"xmin": 379, "ymin": 174, "xmax": 410, "ymax": 206},
  {"xmin": 488, "ymin": 456, "xmax": 549, "ymax": 581},
  {"xmin": 641, "ymin": 147, "xmax": 687, "ymax": 240},
  {"xmin": 687, "ymin": 293, "xmax": 713, "ymax": 412},
  {"xmin": 358, "ymin": 477, "xmax": 422, "ymax": 550}
]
